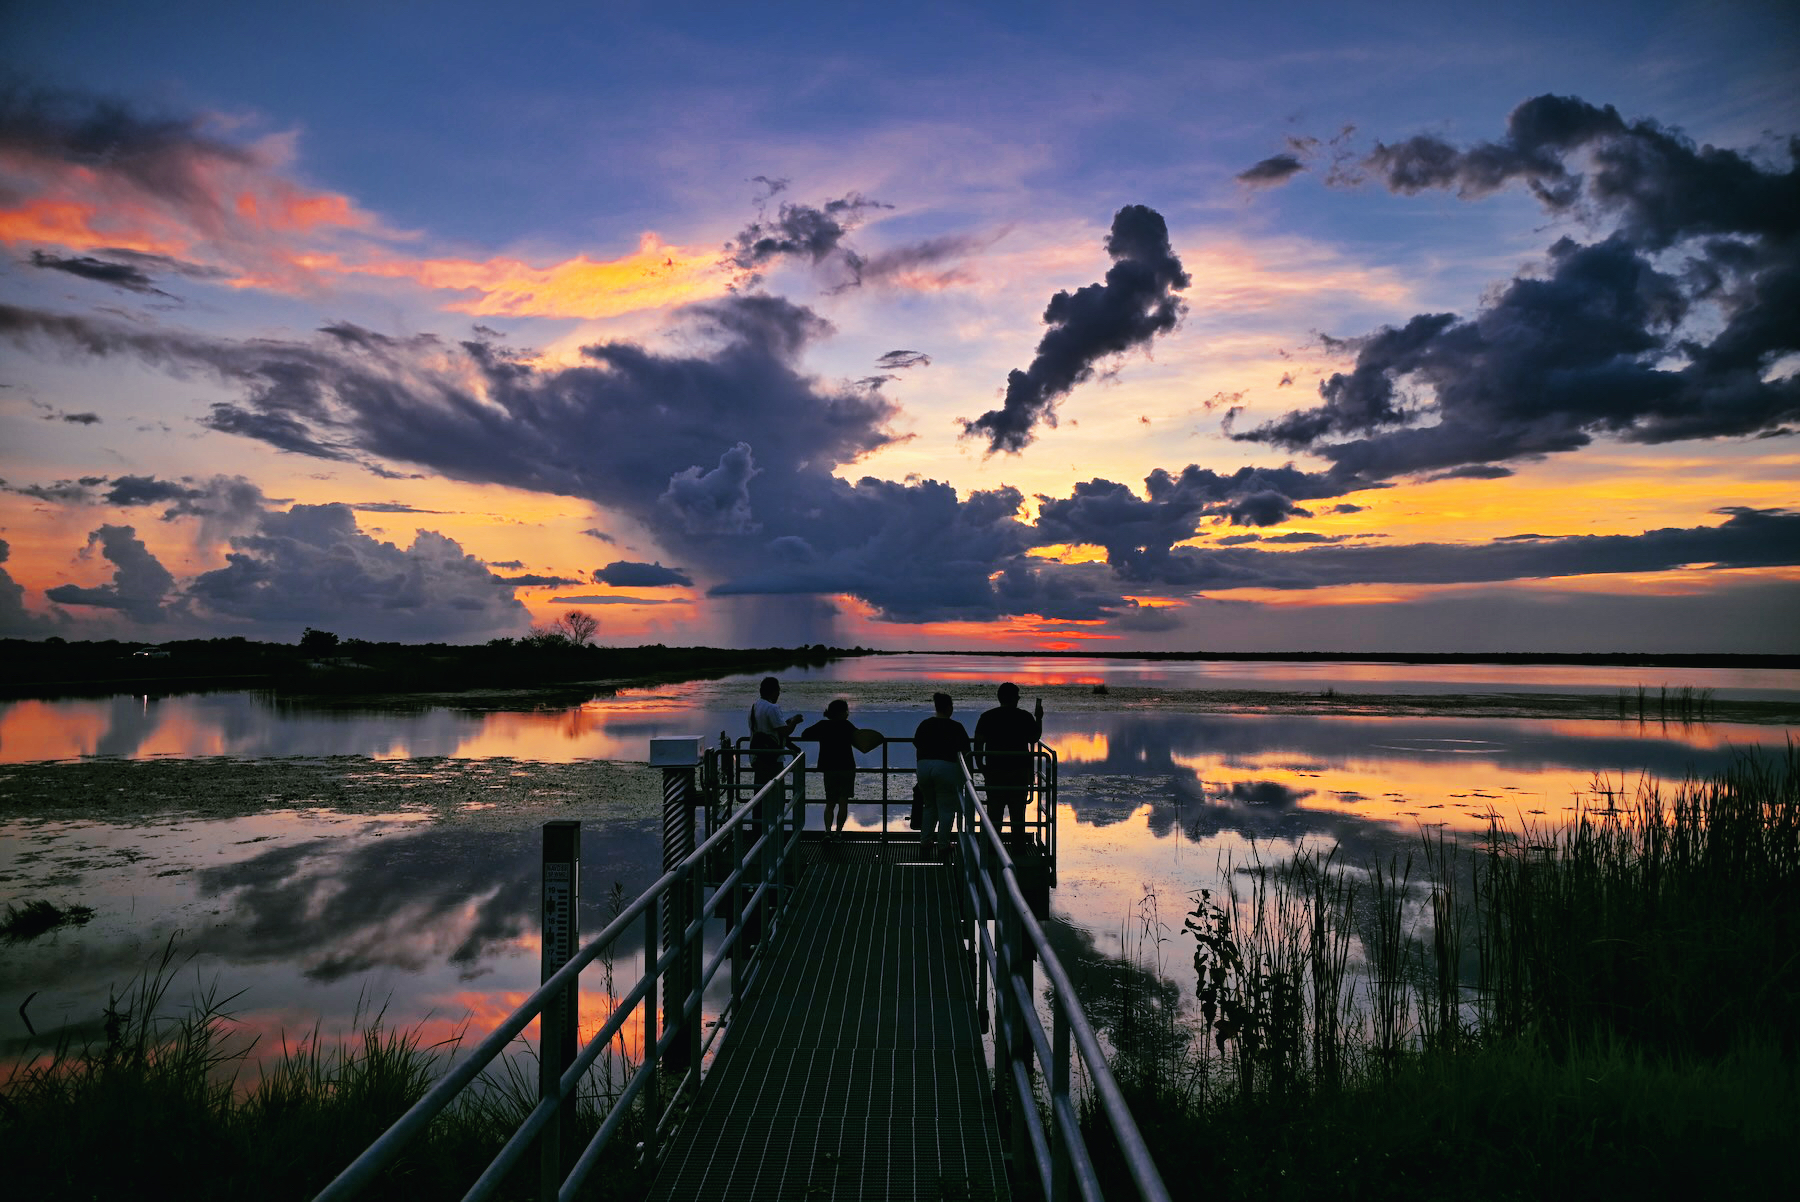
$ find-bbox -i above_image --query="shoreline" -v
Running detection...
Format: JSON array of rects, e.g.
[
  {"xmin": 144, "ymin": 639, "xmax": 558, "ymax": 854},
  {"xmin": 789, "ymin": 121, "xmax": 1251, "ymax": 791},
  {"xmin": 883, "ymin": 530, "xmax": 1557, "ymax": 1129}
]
[{"xmin": 909, "ymin": 648, "xmax": 1800, "ymax": 669}]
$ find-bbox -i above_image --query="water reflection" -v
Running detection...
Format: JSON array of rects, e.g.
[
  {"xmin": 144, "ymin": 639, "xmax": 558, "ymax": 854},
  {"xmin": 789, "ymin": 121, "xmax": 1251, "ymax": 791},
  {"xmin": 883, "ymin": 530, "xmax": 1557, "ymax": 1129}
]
[
  {"xmin": 0, "ymin": 809, "xmax": 664, "ymax": 1062},
  {"xmin": 4, "ymin": 655, "xmax": 1796, "ymax": 765},
  {"xmin": 2, "ymin": 654, "xmax": 1795, "ymax": 1073},
  {"xmin": 781, "ymin": 653, "xmax": 1800, "ymax": 700}
]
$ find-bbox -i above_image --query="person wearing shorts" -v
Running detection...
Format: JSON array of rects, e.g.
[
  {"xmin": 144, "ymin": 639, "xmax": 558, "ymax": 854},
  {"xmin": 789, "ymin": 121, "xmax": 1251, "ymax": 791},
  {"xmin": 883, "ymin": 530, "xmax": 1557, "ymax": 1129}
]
[
  {"xmin": 913, "ymin": 692, "xmax": 971, "ymax": 860},
  {"xmin": 801, "ymin": 698, "xmax": 859, "ymax": 834}
]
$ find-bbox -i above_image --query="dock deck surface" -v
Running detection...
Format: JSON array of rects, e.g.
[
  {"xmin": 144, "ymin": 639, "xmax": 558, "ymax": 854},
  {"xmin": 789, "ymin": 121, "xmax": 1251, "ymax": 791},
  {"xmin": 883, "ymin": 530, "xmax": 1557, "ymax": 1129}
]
[{"xmin": 648, "ymin": 842, "xmax": 1010, "ymax": 1201}]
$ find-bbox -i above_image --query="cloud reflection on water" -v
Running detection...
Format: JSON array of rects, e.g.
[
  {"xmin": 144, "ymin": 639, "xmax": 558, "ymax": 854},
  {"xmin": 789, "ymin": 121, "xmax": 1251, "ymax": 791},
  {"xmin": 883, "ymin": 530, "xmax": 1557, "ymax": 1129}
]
[{"xmin": 2, "ymin": 655, "xmax": 1795, "ymax": 1075}]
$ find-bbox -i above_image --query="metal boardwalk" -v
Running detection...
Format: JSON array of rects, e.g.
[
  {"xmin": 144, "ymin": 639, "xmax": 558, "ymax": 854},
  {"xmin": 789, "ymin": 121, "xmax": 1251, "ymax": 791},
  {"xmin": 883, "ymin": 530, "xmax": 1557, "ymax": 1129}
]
[{"xmin": 649, "ymin": 846, "xmax": 1008, "ymax": 1201}]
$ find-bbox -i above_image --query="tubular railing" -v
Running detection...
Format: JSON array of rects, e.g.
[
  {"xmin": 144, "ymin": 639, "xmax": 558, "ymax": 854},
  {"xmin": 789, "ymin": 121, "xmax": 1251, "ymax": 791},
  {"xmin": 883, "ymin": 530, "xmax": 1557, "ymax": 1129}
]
[
  {"xmin": 952, "ymin": 758, "xmax": 1172, "ymax": 1202},
  {"xmin": 311, "ymin": 754, "xmax": 809, "ymax": 1202},
  {"xmin": 723, "ymin": 734, "xmax": 1056, "ymax": 870}
]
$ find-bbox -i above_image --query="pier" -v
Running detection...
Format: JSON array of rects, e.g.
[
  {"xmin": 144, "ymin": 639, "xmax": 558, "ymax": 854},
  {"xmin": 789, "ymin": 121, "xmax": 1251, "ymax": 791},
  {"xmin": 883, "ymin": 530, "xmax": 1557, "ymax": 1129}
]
[{"xmin": 315, "ymin": 738, "xmax": 1169, "ymax": 1202}]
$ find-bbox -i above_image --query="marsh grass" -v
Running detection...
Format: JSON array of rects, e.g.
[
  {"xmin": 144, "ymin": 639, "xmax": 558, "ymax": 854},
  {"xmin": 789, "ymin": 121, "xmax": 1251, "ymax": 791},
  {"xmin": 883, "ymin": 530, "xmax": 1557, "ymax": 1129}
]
[
  {"xmin": 1085, "ymin": 746, "xmax": 1799, "ymax": 1197},
  {"xmin": 1617, "ymin": 682, "xmax": 1716, "ymax": 723},
  {"xmin": 0, "ymin": 937, "xmax": 653, "ymax": 1201},
  {"xmin": 1, "ymin": 898, "xmax": 95, "ymax": 941}
]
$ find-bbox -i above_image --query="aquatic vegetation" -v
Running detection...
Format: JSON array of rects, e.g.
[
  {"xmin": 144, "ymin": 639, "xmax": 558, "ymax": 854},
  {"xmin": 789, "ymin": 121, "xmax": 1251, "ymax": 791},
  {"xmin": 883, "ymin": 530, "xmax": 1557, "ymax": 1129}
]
[
  {"xmin": 0, "ymin": 898, "xmax": 95, "ymax": 941},
  {"xmin": 0, "ymin": 938, "xmax": 653, "ymax": 1201},
  {"xmin": 1081, "ymin": 745, "xmax": 1800, "ymax": 1197}
]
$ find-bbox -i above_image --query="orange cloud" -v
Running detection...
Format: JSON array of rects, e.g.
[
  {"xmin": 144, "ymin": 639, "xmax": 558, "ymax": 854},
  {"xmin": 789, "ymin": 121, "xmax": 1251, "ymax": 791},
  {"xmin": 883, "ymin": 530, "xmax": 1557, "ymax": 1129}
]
[
  {"xmin": 0, "ymin": 197, "xmax": 191, "ymax": 257},
  {"xmin": 3, "ymin": 119, "xmax": 722, "ymax": 319},
  {"xmin": 345, "ymin": 233, "xmax": 729, "ymax": 319},
  {"xmin": 0, "ymin": 125, "xmax": 378, "ymax": 292}
]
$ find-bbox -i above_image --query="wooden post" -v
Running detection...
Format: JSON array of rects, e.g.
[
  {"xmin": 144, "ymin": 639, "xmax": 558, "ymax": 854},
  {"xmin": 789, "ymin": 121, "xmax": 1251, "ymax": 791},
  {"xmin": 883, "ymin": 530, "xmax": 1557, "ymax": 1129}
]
[{"xmin": 539, "ymin": 820, "xmax": 579, "ymax": 1201}]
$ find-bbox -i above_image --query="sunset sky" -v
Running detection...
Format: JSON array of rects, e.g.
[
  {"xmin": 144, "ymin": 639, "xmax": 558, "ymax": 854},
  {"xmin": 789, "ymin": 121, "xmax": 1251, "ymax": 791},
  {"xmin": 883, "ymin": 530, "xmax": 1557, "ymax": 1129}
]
[{"xmin": 2, "ymin": 1, "xmax": 1796, "ymax": 652}]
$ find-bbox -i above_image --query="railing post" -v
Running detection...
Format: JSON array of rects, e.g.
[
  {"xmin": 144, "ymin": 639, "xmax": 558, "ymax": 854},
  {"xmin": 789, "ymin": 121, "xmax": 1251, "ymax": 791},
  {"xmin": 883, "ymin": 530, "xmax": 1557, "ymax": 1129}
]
[
  {"xmin": 652, "ymin": 737, "xmax": 702, "ymax": 1075},
  {"xmin": 539, "ymin": 820, "xmax": 579, "ymax": 1202},
  {"xmin": 879, "ymin": 739, "xmax": 891, "ymax": 842},
  {"xmin": 1008, "ymin": 906, "xmax": 1033, "ymax": 1191},
  {"xmin": 1052, "ymin": 999, "xmax": 1071, "ymax": 1202},
  {"xmin": 641, "ymin": 894, "xmax": 659, "ymax": 1165},
  {"xmin": 730, "ymin": 813, "xmax": 748, "ymax": 1002},
  {"xmin": 687, "ymin": 862, "xmax": 705, "ymax": 1076}
]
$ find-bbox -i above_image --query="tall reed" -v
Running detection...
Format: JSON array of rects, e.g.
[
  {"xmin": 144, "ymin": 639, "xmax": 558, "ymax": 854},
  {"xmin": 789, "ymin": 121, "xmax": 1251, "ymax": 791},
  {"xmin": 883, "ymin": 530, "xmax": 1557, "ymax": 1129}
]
[
  {"xmin": 0, "ymin": 937, "xmax": 654, "ymax": 1200},
  {"xmin": 1176, "ymin": 746, "xmax": 1798, "ymax": 1095}
]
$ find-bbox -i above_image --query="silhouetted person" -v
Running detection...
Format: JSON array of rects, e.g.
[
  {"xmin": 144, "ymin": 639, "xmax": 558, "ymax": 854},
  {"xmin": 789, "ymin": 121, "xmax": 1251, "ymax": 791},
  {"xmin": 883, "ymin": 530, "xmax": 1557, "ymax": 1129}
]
[
  {"xmin": 913, "ymin": 692, "xmax": 971, "ymax": 860},
  {"xmin": 749, "ymin": 676, "xmax": 802, "ymax": 804},
  {"xmin": 973, "ymin": 682, "xmax": 1042, "ymax": 847},
  {"xmin": 802, "ymin": 698, "xmax": 860, "ymax": 835}
]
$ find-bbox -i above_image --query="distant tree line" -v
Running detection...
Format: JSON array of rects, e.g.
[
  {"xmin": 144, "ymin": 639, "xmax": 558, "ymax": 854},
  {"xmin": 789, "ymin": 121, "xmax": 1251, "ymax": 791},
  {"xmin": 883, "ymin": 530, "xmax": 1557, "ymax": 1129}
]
[{"xmin": 1, "ymin": 619, "xmax": 874, "ymax": 699}]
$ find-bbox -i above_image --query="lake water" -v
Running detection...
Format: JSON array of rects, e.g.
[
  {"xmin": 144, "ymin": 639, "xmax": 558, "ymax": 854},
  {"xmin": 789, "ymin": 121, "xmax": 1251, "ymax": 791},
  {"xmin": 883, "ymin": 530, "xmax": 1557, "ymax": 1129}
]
[{"xmin": 2, "ymin": 655, "xmax": 1794, "ymax": 1071}]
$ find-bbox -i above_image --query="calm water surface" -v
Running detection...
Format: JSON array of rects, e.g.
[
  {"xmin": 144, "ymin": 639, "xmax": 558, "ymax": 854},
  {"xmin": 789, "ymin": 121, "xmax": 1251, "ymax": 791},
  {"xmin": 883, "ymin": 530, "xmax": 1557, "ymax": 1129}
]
[{"xmin": 2, "ymin": 655, "xmax": 1794, "ymax": 1065}]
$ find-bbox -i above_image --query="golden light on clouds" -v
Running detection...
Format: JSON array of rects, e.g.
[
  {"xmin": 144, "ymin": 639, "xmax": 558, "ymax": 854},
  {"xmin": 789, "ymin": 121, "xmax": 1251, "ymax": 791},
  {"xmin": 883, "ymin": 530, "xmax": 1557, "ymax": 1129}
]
[
  {"xmin": 0, "ymin": 198, "xmax": 180, "ymax": 255},
  {"xmin": 349, "ymin": 233, "xmax": 729, "ymax": 319},
  {"xmin": 0, "ymin": 128, "xmax": 726, "ymax": 320},
  {"xmin": 1026, "ymin": 543, "xmax": 1109, "ymax": 564}
]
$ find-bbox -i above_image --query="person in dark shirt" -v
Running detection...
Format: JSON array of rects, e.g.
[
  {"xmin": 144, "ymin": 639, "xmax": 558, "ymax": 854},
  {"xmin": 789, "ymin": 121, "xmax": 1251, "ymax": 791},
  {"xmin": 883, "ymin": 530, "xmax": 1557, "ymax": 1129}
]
[
  {"xmin": 972, "ymin": 682, "xmax": 1042, "ymax": 847},
  {"xmin": 913, "ymin": 692, "xmax": 971, "ymax": 859},
  {"xmin": 801, "ymin": 698, "xmax": 859, "ymax": 835}
]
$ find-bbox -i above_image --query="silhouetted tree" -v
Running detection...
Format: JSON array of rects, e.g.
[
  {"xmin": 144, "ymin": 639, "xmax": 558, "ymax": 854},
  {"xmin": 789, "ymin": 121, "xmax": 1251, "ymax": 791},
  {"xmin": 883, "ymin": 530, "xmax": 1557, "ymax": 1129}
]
[
  {"xmin": 299, "ymin": 627, "xmax": 340, "ymax": 654},
  {"xmin": 556, "ymin": 610, "xmax": 598, "ymax": 646}
]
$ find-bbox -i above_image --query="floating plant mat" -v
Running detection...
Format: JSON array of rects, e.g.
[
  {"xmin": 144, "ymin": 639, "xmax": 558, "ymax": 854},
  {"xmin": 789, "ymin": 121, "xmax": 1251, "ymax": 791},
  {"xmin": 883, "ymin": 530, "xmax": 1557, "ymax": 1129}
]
[{"xmin": 0, "ymin": 755, "xmax": 661, "ymax": 828}]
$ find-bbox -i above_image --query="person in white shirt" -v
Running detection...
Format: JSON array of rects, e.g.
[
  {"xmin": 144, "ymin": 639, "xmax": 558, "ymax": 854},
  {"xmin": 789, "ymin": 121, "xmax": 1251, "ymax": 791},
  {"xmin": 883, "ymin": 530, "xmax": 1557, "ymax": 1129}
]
[{"xmin": 748, "ymin": 675, "xmax": 803, "ymax": 802}]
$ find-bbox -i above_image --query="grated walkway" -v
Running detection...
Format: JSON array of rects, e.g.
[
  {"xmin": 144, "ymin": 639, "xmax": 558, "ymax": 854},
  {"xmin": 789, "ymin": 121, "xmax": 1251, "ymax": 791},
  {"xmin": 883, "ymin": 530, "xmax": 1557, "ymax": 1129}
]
[{"xmin": 648, "ymin": 846, "xmax": 1009, "ymax": 1201}]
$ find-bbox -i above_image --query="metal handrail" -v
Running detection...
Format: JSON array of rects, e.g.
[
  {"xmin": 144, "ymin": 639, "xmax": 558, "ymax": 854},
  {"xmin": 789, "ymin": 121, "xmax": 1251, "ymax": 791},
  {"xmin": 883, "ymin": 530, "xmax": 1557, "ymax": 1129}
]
[
  {"xmin": 729, "ymin": 734, "xmax": 1055, "ymax": 863},
  {"xmin": 312, "ymin": 754, "xmax": 809, "ymax": 1202},
  {"xmin": 953, "ymin": 758, "xmax": 1171, "ymax": 1202}
]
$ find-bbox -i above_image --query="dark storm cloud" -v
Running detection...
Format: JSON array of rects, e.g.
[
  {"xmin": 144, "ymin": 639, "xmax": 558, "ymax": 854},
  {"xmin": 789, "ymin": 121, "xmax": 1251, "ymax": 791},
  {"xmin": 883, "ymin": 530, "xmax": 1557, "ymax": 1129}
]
[
  {"xmin": 1032, "ymin": 463, "xmax": 1360, "ymax": 581},
  {"xmin": 593, "ymin": 560, "xmax": 694, "ymax": 588},
  {"xmin": 0, "ymin": 84, "xmax": 255, "ymax": 205},
  {"xmin": 157, "ymin": 477, "xmax": 274, "ymax": 545},
  {"xmin": 1104, "ymin": 507, "xmax": 1800, "ymax": 590},
  {"xmin": 964, "ymin": 204, "xmax": 1190, "ymax": 453},
  {"xmin": 1111, "ymin": 605, "xmax": 1184, "ymax": 633},
  {"xmin": 1, "ymin": 294, "xmax": 895, "ymax": 513},
  {"xmin": 580, "ymin": 528, "xmax": 616, "ymax": 543},
  {"xmin": 727, "ymin": 192, "xmax": 889, "ymax": 270},
  {"xmin": 44, "ymin": 524, "xmax": 177, "ymax": 622},
  {"xmin": 28, "ymin": 251, "xmax": 168, "ymax": 295},
  {"xmin": 187, "ymin": 503, "xmax": 527, "ymax": 640},
  {"xmin": 1428, "ymin": 465, "xmax": 1515, "ymax": 481},
  {"xmin": 0, "ymin": 539, "xmax": 58, "ymax": 635},
  {"xmin": 876, "ymin": 350, "xmax": 932, "ymax": 370},
  {"xmin": 1364, "ymin": 94, "xmax": 1800, "ymax": 247},
  {"xmin": 2, "ymin": 475, "xmax": 101, "ymax": 503},
  {"xmin": 724, "ymin": 192, "xmax": 889, "ymax": 288},
  {"xmin": 103, "ymin": 474, "xmax": 200, "ymax": 506},
  {"xmin": 704, "ymin": 477, "xmax": 1055, "ymax": 622},
  {"xmin": 1238, "ymin": 97, "xmax": 1800, "ymax": 479},
  {"xmin": 1224, "ymin": 490, "xmax": 1314, "ymax": 527},
  {"xmin": 350, "ymin": 501, "xmax": 447, "ymax": 513},
  {"xmin": 5, "ymin": 295, "xmax": 1079, "ymax": 622},
  {"xmin": 661, "ymin": 442, "xmax": 760, "ymax": 534},
  {"xmin": 498, "ymin": 573, "xmax": 582, "ymax": 588},
  {"xmin": 724, "ymin": 192, "xmax": 984, "ymax": 291},
  {"xmin": 1237, "ymin": 153, "xmax": 1305, "ymax": 187}
]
